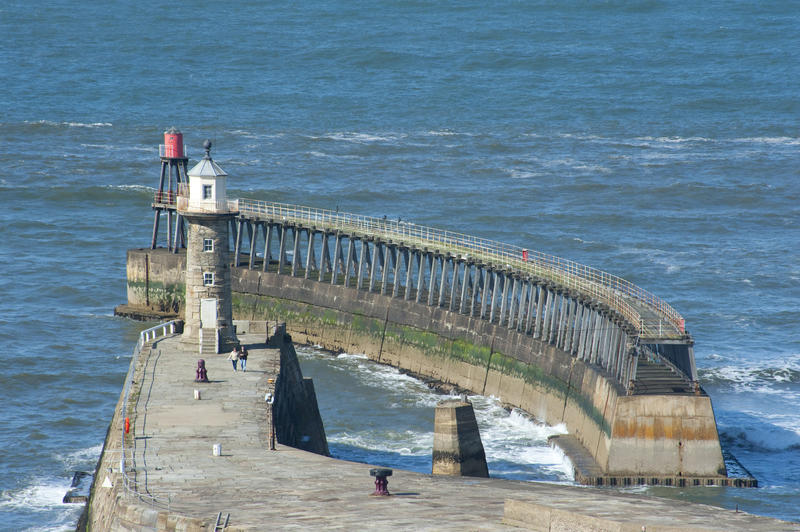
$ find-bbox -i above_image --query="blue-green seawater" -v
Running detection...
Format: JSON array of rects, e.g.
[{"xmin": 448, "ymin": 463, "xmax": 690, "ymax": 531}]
[{"xmin": 1, "ymin": 1, "xmax": 798, "ymax": 528}]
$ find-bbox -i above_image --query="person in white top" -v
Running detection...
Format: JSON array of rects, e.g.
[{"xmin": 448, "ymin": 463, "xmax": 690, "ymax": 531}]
[{"xmin": 227, "ymin": 348, "xmax": 239, "ymax": 371}]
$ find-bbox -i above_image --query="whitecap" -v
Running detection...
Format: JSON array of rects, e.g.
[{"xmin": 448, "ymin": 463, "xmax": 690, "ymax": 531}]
[
  {"xmin": 425, "ymin": 129, "xmax": 460, "ymax": 137},
  {"xmin": 731, "ymin": 136, "xmax": 800, "ymax": 146},
  {"xmin": 320, "ymin": 132, "xmax": 406, "ymax": 144},
  {"xmin": 107, "ymin": 184, "xmax": 156, "ymax": 193},
  {"xmin": 508, "ymin": 169, "xmax": 541, "ymax": 179},
  {"xmin": 330, "ymin": 430, "xmax": 433, "ymax": 456},
  {"xmin": 27, "ymin": 120, "xmax": 112, "ymax": 129}
]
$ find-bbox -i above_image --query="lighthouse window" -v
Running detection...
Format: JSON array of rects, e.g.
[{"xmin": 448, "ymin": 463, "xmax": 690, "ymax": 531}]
[
  {"xmin": 203, "ymin": 272, "xmax": 215, "ymax": 286},
  {"xmin": 202, "ymin": 184, "xmax": 213, "ymax": 200},
  {"xmin": 203, "ymin": 238, "xmax": 214, "ymax": 252}
]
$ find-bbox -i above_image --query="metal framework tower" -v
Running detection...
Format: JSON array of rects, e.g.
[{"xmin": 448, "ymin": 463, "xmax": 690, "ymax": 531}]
[{"xmin": 151, "ymin": 127, "xmax": 189, "ymax": 252}]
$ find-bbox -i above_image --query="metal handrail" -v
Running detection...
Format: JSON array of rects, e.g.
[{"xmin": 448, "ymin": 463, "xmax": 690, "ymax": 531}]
[
  {"xmin": 236, "ymin": 199, "xmax": 685, "ymax": 339},
  {"xmin": 120, "ymin": 320, "xmax": 179, "ymax": 508}
]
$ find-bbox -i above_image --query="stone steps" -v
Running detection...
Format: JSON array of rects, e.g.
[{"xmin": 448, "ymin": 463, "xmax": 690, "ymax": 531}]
[{"xmin": 633, "ymin": 358, "xmax": 695, "ymax": 395}]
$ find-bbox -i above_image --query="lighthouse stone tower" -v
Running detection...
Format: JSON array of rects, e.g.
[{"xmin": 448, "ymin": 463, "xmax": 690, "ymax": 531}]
[{"xmin": 178, "ymin": 140, "xmax": 238, "ymax": 353}]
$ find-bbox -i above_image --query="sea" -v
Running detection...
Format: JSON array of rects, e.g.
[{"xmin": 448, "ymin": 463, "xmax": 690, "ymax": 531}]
[{"xmin": 1, "ymin": 0, "xmax": 798, "ymax": 529}]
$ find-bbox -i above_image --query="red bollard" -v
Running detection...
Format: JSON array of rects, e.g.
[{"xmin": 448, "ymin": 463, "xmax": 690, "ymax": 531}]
[{"xmin": 369, "ymin": 468, "xmax": 392, "ymax": 496}]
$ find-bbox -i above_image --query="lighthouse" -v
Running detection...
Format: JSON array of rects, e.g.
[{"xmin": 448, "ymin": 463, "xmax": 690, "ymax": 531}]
[
  {"xmin": 178, "ymin": 139, "xmax": 238, "ymax": 353},
  {"xmin": 151, "ymin": 127, "xmax": 189, "ymax": 251}
]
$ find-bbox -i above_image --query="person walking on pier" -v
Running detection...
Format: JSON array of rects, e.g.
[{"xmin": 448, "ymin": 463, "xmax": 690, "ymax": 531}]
[
  {"xmin": 239, "ymin": 346, "xmax": 248, "ymax": 372},
  {"xmin": 227, "ymin": 347, "xmax": 239, "ymax": 372}
]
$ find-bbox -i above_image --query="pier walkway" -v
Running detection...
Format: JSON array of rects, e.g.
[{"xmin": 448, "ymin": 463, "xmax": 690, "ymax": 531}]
[
  {"xmin": 97, "ymin": 330, "xmax": 796, "ymax": 531},
  {"xmin": 153, "ymin": 197, "xmax": 699, "ymax": 395}
]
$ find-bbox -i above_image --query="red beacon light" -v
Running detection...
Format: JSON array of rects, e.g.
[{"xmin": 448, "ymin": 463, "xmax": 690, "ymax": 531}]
[{"xmin": 163, "ymin": 127, "xmax": 184, "ymax": 159}]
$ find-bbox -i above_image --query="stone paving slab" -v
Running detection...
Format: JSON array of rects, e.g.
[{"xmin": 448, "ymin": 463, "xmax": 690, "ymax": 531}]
[{"xmin": 124, "ymin": 334, "xmax": 799, "ymax": 531}]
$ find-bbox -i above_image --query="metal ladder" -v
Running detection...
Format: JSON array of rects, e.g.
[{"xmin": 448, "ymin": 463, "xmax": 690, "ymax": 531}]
[{"xmin": 214, "ymin": 512, "xmax": 230, "ymax": 531}]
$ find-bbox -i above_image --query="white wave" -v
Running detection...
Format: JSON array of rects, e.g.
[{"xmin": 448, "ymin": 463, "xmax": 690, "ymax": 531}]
[
  {"xmin": 0, "ymin": 479, "xmax": 70, "ymax": 512},
  {"xmin": 55, "ymin": 444, "xmax": 102, "ymax": 470},
  {"xmin": 225, "ymin": 129, "xmax": 260, "ymax": 139},
  {"xmin": 305, "ymin": 150, "xmax": 361, "ymax": 159},
  {"xmin": 106, "ymin": 184, "xmax": 156, "ymax": 192},
  {"xmin": 731, "ymin": 136, "xmax": 800, "ymax": 146},
  {"xmin": 719, "ymin": 411, "xmax": 800, "ymax": 451},
  {"xmin": 79, "ymin": 143, "xmax": 154, "ymax": 153},
  {"xmin": 335, "ymin": 352, "xmax": 368, "ymax": 361},
  {"xmin": 317, "ymin": 132, "xmax": 406, "ymax": 144},
  {"xmin": 572, "ymin": 164, "xmax": 611, "ymax": 174},
  {"xmin": 27, "ymin": 120, "xmax": 112, "ymax": 128},
  {"xmin": 557, "ymin": 133, "xmax": 603, "ymax": 141},
  {"xmin": 636, "ymin": 136, "xmax": 712, "ymax": 144},
  {"xmin": 508, "ymin": 169, "xmax": 541, "ymax": 179},
  {"xmin": 425, "ymin": 129, "xmax": 460, "ymax": 137},
  {"xmin": 0, "ymin": 476, "xmax": 84, "ymax": 530},
  {"xmin": 330, "ymin": 429, "xmax": 433, "ymax": 456}
]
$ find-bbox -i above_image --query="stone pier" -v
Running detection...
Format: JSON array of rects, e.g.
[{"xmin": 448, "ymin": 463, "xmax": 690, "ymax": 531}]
[{"xmin": 83, "ymin": 321, "xmax": 792, "ymax": 531}]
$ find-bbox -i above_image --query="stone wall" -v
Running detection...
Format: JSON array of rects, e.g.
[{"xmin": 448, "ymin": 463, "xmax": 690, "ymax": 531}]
[
  {"xmin": 126, "ymin": 248, "xmax": 186, "ymax": 314},
  {"xmin": 123, "ymin": 248, "xmax": 726, "ymax": 478}
]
